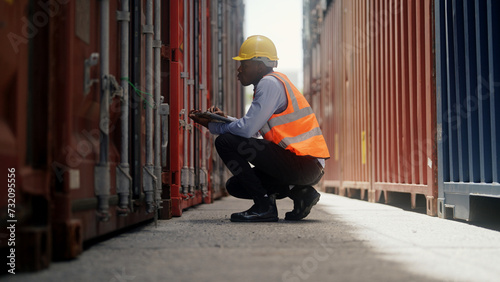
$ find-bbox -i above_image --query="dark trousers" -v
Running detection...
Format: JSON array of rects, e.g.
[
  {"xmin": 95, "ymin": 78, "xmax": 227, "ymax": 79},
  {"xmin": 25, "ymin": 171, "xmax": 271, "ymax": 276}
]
[{"xmin": 214, "ymin": 133, "xmax": 324, "ymax": 199}]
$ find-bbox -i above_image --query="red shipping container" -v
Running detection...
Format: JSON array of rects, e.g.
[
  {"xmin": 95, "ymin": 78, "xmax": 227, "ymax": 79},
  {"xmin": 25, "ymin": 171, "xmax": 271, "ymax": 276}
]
[{"xmin": 305, "ymin": 0, "xmax": 438, "ymax": 215}]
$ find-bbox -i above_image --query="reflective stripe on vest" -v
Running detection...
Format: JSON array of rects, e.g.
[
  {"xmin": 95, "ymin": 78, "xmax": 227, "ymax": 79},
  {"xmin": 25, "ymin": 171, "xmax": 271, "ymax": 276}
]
[
  {"xmin": 278, "ymin": 127, "xmax": 324, "ymax": 149},
  {"xmin": 260, "ymin": 72, "xmax": 330, "ymax": 159},
  {"xmin": 260, "ymin": 107, "xmax": 314, "ymax": 135}
]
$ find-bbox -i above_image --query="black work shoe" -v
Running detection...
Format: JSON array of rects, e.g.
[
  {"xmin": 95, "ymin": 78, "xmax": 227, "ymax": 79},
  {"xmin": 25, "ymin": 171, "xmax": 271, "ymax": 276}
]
[
  {"xmin": 285, "ymin": 186, "xmax": 320, "ymax": 221},
  {"xmin": 230, "ymin": 196, "xmax": 279, "ymax": 222}
]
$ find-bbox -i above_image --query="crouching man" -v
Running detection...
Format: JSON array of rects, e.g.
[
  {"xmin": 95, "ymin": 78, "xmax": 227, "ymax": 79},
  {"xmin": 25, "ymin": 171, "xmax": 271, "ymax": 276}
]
[{"xmin": 189, "ymin": 35, "xmax": 330, "ymax": 222}]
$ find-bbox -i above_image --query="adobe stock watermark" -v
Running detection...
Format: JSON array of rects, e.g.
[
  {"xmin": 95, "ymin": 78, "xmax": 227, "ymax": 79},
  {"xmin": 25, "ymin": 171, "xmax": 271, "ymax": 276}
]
[
  {"xmin": 6, "ymin": 168, "xmax": 17, "ymax": 275},
  {"xmin": 281, "ymin": 237, "xmax": 336, "ymax": 282},
  {"xmin": 7, "ymin": 0, "xmax": 70, "ymax": 54},
  {"xmin": 110, "ymin": 266, "xmax": 136, "ymax": 282},
  {"xmin": 51, "ymin": 71, "xmax": 168, "ymax": 184},
  {"xmin": 52, "ymin": 128, "xmax": 103, "ymax": 182},
  {"xmin": 343, "ymin": 1, "xmax": 402, "ymax": 59},
  {"xmin": 442, "ymin": 76, "xmax": 500, "ymax": 132},
  {"xmin": 222, "ymin": 137, "xmax": 267, "ymax": 177}
]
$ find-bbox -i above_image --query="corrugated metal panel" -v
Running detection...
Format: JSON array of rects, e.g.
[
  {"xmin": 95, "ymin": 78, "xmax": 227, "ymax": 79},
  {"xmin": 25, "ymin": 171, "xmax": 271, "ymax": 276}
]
[
  {"xmin": 371, "ymin": 0, "xmax": 437, "ymax": 214},
  {"xmin": 341, "ymin": 0, "xmax": 370, "ymax": 196},
  {"xmin": 436, "ymin": 0, "xmax": 500, "ymax": 221},
  {"xmin": 306, "ymin": 0, "xmax": 438, "ymax": 214},
  {"xmin": 320, "ymin": 1, "xmax": 343, "ymax": 189}
]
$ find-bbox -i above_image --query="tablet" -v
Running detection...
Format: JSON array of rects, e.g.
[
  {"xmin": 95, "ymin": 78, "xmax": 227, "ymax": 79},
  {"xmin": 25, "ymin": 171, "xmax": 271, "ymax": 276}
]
[{"xmin": 194, "ymin": 111, "xmax": 233, "ymax": 123}]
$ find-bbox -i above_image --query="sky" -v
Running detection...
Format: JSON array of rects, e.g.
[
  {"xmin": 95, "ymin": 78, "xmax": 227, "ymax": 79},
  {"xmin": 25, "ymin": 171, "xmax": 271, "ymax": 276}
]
[{"xmin": 243, "ymin": 0, "xmax": 303, "ymax": 89}]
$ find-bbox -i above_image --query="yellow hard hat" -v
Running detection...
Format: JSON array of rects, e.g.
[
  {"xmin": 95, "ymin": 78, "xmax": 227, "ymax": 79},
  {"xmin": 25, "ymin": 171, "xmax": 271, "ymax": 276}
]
[{"xmin": 233, "ymin": 35, "xmax": 279, "ymax": 66}]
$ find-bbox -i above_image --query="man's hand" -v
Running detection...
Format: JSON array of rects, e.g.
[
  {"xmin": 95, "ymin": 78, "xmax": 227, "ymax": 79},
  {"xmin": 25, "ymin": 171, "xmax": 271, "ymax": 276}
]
[
  {"xmin": 189, "ymin": 109, "xmax": 210, "ymax": 128},
  {"xmin": 208, "ymin": 106, "xmax": 227, "ymax": 117},
  {"xmin": 190, "ymin": 106, "xmax": 228, "ymax": 128}
]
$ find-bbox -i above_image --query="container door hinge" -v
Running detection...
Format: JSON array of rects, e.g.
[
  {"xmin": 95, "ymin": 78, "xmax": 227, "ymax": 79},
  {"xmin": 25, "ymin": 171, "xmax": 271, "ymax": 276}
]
[
  {"xmin": 160, "ymin": 102, "xmax": 170, "ymax": 167},
  {"xmin": 116, "ymin": 10, "xmax": 130, "ymax": 22},
  {"xmin": 142, "ymin": 25, "xmax": 154, "ymax": 35},
  {"xmin": 143, "ymin": 165, "xmax": 157, "ymax": 214},
  {"xmin": 200, "ymin": 169, "xmax": 208, "ymax": 198},
  {"xmin": 181, "ymin": 167, "xmax": 190, "ymax": 195},
  {"xmin": 84, "ymin": 53, "xmax": 99, "ymax": 95},
  {"xmin": 108, "ymin": 74, "xmax": 123, "ymax": 100},
  {"xmin": 161, "ymin": 44, "xmax": 171, "ymax": 60},
  {"xmin": 179, "ymin": 109, "xmax": 190, "ymax": 130}
]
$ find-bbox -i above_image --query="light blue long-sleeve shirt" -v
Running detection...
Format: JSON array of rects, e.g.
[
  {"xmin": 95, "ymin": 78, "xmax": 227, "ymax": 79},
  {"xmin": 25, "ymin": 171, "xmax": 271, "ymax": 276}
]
[
  {"xmin": 208, "ymin": 74, "xmax": 287, "ymax": 138},
  {"xmin": 208, "ymin": 73, "xmax": 326, "ymax": 168}
]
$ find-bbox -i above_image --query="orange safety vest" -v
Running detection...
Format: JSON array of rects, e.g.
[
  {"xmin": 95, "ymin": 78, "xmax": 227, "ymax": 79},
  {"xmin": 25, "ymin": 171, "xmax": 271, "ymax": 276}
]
[{"xmin": 260, "ymin": 72, "xmax": 330, "ymax": 159}]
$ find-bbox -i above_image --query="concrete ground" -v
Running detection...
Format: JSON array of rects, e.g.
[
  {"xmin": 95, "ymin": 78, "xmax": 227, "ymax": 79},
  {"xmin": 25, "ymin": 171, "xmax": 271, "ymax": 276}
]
[{"xmin": 6, "ymin": 193, "xmax": 500, "ymax": 282}]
